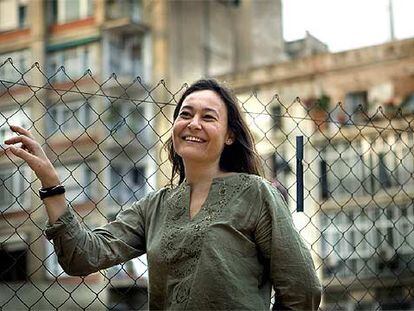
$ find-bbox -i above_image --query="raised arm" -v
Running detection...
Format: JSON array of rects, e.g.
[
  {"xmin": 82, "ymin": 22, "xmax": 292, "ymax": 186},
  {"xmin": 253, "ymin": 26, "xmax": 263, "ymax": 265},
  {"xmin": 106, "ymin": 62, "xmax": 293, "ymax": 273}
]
[
  {"xmin": 2, "ymin": 124, "xmax": 148, "ymax": 276},
  {"xmin": 2, "ymin": 124, "xmax": 66, "ymax": 224}
]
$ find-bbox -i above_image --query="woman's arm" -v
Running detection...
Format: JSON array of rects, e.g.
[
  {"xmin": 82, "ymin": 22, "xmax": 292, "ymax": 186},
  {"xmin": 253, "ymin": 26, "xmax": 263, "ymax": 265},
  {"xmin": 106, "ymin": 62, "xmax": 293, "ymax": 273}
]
[
  {"xmin": 255, "ymin": 182, "xmax": 322, "ymax": 310},
  {"xmin": 2, "ymin": 125, "xmax": 147, "ymax": 275},
  {"xmin": 45, "ymin": 201, "xmax": 146, "ymax": 276}
]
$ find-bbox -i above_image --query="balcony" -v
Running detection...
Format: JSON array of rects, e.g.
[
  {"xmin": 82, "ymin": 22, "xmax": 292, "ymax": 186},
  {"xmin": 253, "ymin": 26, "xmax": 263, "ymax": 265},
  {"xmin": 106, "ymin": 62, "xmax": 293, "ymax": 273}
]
[
  {"xmin": 102, "ymin": 30, "xmax": 148, "ymax": 84},
  {"xmin": 104, "ymin": 0, "xmax": 146, "ymax": 32}
]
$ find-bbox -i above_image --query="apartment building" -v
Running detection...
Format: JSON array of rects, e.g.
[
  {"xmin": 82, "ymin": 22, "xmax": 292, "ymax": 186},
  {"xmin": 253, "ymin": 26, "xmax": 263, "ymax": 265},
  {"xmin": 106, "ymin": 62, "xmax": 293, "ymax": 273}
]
[{"xmin": 220, "ymin": 37, "xmax": 414, "ymax": 310}]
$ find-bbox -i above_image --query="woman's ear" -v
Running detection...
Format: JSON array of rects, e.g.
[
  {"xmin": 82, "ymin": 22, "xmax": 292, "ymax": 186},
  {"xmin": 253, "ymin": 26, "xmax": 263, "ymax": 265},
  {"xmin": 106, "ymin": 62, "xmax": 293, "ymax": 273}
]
[{"xmin": 225, "ymin": 131, "xmax": 235, "ymax": 145}]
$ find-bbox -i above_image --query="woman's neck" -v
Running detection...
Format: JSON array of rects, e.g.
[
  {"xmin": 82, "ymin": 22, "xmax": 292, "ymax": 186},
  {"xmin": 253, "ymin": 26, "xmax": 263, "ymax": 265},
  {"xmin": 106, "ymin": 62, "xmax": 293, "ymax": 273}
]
[{"xmin": 184, "ymin": 161, "xmax": 223, "ymax": 187}]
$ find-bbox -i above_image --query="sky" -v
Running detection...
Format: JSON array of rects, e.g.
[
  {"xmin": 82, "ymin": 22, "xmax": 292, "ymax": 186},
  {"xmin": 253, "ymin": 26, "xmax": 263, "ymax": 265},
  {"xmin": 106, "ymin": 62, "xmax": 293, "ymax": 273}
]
[{"xmin": 282, "ymin": 0, "xmax": 414, "ymax": 52}]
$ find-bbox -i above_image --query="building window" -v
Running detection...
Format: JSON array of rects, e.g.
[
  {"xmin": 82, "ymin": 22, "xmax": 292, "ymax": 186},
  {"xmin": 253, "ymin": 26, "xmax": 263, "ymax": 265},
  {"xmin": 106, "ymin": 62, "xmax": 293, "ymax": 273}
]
[
  {"xmin": 47, "ymin": 44, "xmax": 95, "ymax": 82},
  {"xmin": 49, "ymin": 0, "xmax": 93, "ymax": 24},
  {"xmin": 107, "ymin": 255, "xmax": 148, "ymax": 281},
  {"xmin": 345, "ymin": 91, "xmax": 368, "ymax": 114},
  {"xmin": 399, "ymin": 132, "xmax": 414, "ymax": 187},
  {"xmin": 378, "ymin": 152, "xmax": 391, "ymax": 188},
  {"xmin": 320, "ymin": 160, "xmax": 329, "ymax": 199},
  {"xmin": 0, "ymin": 49, "xmax": 30, "ymax": 83},
  {"xmin": 106, "ymin": 0, "xmax": 142, "ymax": 22},
  {"xmin": 0, "ymin": 107, "xmax": 31, "ymax": 143},
  {"xmin": 320, "ymin": 203, "xmax": 414, "ymax": 280},
  {"xmin": 0, "ymin": 0, "xmax": 28, "ymax": 32},
  {"xmin": 109, "ymin": 164, "xmax": 147, "ymax": 206},
  {"xmin": 106, "ymin": 101, "xmax": 146, "ymax": 136},
  {"xmin": 107, "ymin": 33, "xmax": 144, "ymax": 78},
  {"xmin": 320, "ymin": 134, "xmax": 413, "ymax": 199},
  {"xmin": 321, "ymin": 141, "xmax": 365, "ymax": 198},
  {"xmin": 46, "ymin": 100, "xmax": 93, "ymax": 136},
  {"xmin": 270, "ymin": 105, "xmax": 282, "ymax": 131},
  {"xmin": 55, "ymin": 162, "xmax": 96, "ymax": 205},
  {"xmin": 0, "ymin": 166, "xmax": 29, "ymax": 213},
  {"xmin": 44, "ymin": 239, "xmax": 66, "ymax": 278},
  {"xmin": 17, "ymin": 1, "xmax": 27, "ymax": 28},
  {"xmin": 0, "ymin": 234, "xmax": 28, "ymax": 282}
]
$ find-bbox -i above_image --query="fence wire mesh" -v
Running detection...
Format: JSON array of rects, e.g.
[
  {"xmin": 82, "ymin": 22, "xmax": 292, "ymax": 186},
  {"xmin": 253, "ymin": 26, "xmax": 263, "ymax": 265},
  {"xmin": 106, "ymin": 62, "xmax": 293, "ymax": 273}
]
[{"xmin": 1, "ymin": 60, "xmax": 414, "ymax": 310}]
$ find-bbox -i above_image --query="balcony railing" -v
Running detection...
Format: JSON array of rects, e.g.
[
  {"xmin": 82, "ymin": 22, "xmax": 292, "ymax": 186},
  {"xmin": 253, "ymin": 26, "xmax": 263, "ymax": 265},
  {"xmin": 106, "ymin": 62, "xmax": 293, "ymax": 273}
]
[{"xmin": 106, "ymin": 0, "xmax": 142, "ymax": 23}]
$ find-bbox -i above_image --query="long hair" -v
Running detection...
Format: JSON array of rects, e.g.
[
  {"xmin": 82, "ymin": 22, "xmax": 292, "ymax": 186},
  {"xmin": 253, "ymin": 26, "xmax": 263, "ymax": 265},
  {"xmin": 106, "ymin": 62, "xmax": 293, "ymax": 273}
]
[{"xmin": 165, "ymin": 79, "xmax": 263, "ymax": 185}]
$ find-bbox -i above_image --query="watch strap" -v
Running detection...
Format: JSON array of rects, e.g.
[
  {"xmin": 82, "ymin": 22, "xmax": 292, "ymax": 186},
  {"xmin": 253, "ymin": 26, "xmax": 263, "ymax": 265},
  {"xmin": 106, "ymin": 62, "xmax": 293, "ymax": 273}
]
[{"xmin": 39, "ymin": 185, "xmax": 65, "ymax": 200}]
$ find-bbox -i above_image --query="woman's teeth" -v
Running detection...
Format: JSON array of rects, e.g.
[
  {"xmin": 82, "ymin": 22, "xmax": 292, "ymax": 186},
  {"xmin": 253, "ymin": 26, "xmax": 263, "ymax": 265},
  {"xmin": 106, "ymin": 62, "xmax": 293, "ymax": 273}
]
[{"xmin": 185, "ymin": 136, "xmax": 203, "ymax": 142}]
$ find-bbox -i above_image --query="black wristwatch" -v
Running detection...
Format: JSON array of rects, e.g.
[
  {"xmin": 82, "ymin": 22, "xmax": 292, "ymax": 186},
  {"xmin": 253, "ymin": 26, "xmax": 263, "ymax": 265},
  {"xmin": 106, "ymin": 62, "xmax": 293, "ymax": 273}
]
[{"xmin": 39, "ymin": 185, "xmax": 66, "ymax": 200}]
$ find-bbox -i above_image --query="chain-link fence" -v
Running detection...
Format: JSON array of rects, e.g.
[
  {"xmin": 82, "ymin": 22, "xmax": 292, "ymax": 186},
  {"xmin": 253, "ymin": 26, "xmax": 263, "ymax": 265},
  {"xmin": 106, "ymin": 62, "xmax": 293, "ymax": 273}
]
[{"xmin": 1, "ymin": 60, "xmax": 414, "ymax": 310}]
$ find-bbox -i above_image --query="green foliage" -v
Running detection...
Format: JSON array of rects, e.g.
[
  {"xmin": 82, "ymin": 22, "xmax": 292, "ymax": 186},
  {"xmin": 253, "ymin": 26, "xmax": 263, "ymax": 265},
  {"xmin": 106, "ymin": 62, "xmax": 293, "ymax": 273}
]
[{"xmin": 316, "ymin": 94, "xmax": 330, "ymax": 111}]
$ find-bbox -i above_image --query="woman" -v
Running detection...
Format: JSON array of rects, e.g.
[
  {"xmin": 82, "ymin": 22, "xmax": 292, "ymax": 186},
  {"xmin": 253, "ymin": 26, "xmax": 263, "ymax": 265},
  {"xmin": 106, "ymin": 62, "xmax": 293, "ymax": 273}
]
[{"xmin": 3, "ymin": 79, "xmax": 321, "ymax": 310}]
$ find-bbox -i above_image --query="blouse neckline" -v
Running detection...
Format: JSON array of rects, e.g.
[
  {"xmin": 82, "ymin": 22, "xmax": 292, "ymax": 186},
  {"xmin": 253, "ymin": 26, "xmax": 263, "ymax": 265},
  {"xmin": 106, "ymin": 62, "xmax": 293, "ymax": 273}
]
[{"xmin": 181, "ymin": 172, "xmax": 244, "ymax": 188}]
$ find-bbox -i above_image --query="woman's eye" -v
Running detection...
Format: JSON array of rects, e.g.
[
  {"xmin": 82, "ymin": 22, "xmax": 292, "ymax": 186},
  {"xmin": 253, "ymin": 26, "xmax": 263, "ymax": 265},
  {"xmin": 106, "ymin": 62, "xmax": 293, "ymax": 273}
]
[
  {"xmin": 204, "ymin": 115, "xmax": 216, "ymax": 121},
  {"xmin": 179, "ymin": 111, "xmax": 191, "ymax": 118}
]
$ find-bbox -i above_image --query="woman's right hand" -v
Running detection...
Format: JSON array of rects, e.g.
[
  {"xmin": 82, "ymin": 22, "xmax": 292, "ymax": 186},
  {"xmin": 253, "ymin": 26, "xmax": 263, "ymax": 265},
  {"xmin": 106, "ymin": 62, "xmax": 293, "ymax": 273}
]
[{"xmin": 2, "ymin": 124, "xmax": 61, "ymax": 188}]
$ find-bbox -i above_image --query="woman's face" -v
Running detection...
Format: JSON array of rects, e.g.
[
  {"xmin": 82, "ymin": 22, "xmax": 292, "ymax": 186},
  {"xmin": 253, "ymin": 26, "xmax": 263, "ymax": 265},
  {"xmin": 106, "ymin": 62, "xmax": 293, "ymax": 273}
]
[{"xmin": 172, "ymin": 90, "xmax": 232, "ymax": 167}]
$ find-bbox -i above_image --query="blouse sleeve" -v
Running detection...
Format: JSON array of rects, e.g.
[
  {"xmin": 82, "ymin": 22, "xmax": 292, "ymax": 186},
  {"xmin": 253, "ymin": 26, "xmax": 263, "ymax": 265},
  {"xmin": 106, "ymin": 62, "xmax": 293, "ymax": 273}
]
[
  {"xmin": 254, "ymin": 182, "xmax": 322, "ymax": 310},
  {"xmin": 44, "ymin": 198, "xmax": 148, "ymax": 276}
]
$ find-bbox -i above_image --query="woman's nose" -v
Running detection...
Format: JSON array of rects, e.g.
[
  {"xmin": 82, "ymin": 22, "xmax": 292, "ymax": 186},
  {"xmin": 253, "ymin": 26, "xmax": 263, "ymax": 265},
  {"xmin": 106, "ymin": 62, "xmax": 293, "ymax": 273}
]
[{"xmin": 187, "ymin": 117, "xmax": 202, "ymax": 130}]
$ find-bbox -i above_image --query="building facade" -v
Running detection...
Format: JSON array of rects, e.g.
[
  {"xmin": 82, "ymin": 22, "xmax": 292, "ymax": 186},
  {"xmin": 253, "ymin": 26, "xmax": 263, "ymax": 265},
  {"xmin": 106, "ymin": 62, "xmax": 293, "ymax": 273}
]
[{"xmin": 219, "ymin": 37, "xmax": 414, "ymax": 310}]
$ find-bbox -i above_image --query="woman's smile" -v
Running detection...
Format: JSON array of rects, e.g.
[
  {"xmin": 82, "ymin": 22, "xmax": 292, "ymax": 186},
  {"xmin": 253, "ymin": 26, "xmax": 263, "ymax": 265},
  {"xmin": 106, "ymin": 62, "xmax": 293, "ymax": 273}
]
[{"xmin": 182, "ymin": 135, "xmax": 206, "ymax": 143}]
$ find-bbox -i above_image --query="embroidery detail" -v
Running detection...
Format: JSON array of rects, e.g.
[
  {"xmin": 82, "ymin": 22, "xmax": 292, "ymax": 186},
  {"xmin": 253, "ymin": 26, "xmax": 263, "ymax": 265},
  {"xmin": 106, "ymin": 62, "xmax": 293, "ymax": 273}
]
[{"xmin": 159, "ymin": 173, "xmax": 254, "ymax": 306}]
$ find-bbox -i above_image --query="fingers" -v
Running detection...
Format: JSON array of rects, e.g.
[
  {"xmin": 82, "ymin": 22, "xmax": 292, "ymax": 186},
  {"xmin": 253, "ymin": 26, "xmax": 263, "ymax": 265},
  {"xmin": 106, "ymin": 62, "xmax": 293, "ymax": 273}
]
[
  {"xmin": 6, "ymin": 145, "xmax": 38, "ymax": 165},
  {"xmin": 9, "ymin": 124, "xmax": 35, "ymax": 140},
  {"xmin": 4, "ymin": 135, "xmax": 40, "ymax": 154}
]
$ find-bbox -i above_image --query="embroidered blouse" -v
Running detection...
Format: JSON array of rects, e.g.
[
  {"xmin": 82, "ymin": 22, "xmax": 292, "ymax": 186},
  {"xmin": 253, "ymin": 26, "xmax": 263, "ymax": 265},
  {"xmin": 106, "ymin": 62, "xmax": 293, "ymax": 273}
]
[{"xmin": 45, "ymin": 173, "xmax": 321, "ymax": 310}]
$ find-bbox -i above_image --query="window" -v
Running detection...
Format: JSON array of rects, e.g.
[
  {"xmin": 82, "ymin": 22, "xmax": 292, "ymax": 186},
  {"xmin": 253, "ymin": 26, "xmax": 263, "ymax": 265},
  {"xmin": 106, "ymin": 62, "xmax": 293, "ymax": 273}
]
[
  {"xmin": 345, "ymin": 91, "xmax": 368, "ymax": 115},
  {"xmin": 55, "ymin": 162, "xmax": 96, "ymax": 205},
  {"xmin": 0, "ymin": 49, "xmax": 30, "ymax": 82},
  {"xmin": 0, "ymin": 107, "xmax": 31, "ymax": 143},
  {"xmin": 107, "ymin": 33, "xmax": 144, "ymax": 77},
  {"xmin": 109, "ymin": 164, "xmax": 147, "ymax": 205},
  {"xmin": 47, "ymin": 44, "xmax": 95, "ymax": 82},
  {"xmin": 270, "ymin": 105, "xmax": 282, "ymax": 130},
  {"xmin": 320, "ymin": 160, "xmax": 329, "ymax": 199},
  {"xmin": 0, "ymin": 166, "xmax": 29, "ymax": 213},
  {"xmin": 49, "ymin": 0, "xmax": 93, "ymax": 24},
  {"xmin": 320, "ymin": 203, "xmax": 414, "ymax": 280},
  {"xmin": 0, "ymin": 0, "xmax": 28, "ymax": 31},
  {"xmin": 107, "ymin": 255, "xmax": 148, "ymax": 281},
  {"xmin": 106, "ymin": 0, "xmax": 142, "ymax": 22},
  {"xmin": 320, "ymin": 134, "xmax": 413, "ymax": 199},
  {"xmin": 46, "ymin": 101, "xmax": 93, "ymax": 136},
  {"xmin": 0, "ymin": 234, "xmax": 28, "ymax": 282},
  {"xmin": 272, "ymin": 151, "xmax": 291, "ymax": 197},
  {"xmin": 321, "ymin": 141, "xmax": 365, "ymax": 199},
  {"xmin": 44, "ymin": 239, "xmax": 66, "ymax": 278},
  {"xmin": 399, "ymin": 132, "xmax": 414, "ymax": 188},
  {"xmin": 106, "ymin": 100, "xmax": 146, "ymax": 136}
]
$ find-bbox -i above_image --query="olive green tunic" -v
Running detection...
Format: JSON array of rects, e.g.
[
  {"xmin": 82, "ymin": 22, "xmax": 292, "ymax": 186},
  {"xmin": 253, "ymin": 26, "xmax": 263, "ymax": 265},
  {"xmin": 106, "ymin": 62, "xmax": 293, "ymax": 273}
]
[{"xmin": 45, "ymin": 173, "xmax": 321, "ymax": 310}]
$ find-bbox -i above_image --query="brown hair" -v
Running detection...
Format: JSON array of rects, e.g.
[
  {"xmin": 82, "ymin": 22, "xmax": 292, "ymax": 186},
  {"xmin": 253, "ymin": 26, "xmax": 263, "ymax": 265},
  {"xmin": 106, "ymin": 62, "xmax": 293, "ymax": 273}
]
[{"xmin": 165, "ymin": 79, "xmax": 263, "ymax": 184}]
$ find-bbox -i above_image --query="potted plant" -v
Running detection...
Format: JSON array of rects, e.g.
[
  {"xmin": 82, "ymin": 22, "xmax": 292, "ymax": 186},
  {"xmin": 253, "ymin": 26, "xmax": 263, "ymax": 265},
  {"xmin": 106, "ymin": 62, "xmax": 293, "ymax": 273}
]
[{"xmin": 306, "ymin": 94, "xmax": 330, "ymax": 130}]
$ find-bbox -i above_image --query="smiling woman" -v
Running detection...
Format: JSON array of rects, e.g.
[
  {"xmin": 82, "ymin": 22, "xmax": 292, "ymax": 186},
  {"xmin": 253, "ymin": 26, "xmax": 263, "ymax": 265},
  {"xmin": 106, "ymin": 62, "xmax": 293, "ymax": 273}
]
[
  {"xmin": 172, "ymin": 90, "xmax": 230, "ymax": 168},
  {"xmin": 2, "ymin": 79, "xmax": 321, "ymax": 310},
  {"xmin": 166, "ymin": 79, "xmax": 263, "ymax": 185}
]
